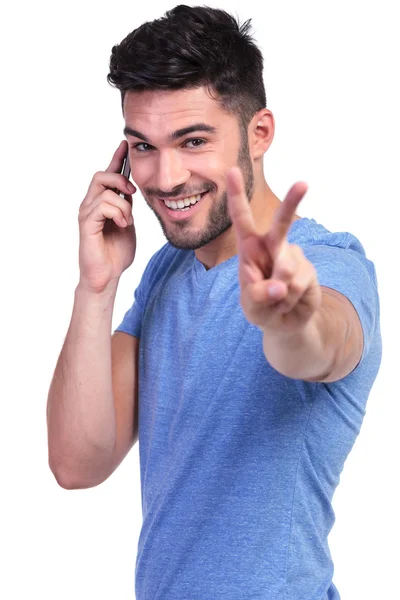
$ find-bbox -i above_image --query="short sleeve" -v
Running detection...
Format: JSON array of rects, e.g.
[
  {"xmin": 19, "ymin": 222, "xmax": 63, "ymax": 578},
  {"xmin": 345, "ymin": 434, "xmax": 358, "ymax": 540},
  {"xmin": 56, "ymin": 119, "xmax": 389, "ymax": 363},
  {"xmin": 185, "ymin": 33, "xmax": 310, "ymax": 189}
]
[
  {"xmin": 112, "ymin": 242, "xmax": 173, "ymax": 339},
  {"xmin": 302, "ymin": 242, "xmax": 380, "ymax": 363},
  {"xmin": 113, "ymin": 281, "xmax": 144, "ymax": 338}
]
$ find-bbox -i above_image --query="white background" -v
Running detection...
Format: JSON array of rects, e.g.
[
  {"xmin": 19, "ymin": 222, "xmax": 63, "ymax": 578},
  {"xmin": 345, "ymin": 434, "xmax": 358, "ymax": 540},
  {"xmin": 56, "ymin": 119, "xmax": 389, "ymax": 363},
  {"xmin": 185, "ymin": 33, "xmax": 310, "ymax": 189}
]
[{"xmin": 1, "ymin": 0, "xmax": 398, "ymax": 598}]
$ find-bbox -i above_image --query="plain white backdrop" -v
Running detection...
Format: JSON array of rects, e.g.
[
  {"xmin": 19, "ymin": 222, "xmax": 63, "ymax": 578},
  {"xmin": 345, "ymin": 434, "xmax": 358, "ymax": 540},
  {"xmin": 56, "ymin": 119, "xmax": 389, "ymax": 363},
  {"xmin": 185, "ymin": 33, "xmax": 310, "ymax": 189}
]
[{"xmin": 1, "ymin": 0, "xmax": 398, "ymax": 598}]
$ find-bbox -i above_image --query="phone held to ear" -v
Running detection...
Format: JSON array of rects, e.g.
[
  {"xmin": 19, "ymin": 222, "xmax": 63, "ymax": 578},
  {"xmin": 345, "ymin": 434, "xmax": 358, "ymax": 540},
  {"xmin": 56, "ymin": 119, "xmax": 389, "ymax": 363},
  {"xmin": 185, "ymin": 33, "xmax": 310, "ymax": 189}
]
[{"xmin": 117, "ymin": 149, "xmax": 132, "ymax": 200}]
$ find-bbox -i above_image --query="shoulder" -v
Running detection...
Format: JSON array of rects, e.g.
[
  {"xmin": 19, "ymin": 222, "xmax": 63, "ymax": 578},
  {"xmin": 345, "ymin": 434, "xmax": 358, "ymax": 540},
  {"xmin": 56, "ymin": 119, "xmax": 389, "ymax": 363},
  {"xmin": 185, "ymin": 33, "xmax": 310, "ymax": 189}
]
[
  {"xmin": 288, "ymin": 217, "xmax": 378, "ymax": 285},
  {"xmin": 288, "ymin": 216, "xmax": 364, "ymax": 253}
]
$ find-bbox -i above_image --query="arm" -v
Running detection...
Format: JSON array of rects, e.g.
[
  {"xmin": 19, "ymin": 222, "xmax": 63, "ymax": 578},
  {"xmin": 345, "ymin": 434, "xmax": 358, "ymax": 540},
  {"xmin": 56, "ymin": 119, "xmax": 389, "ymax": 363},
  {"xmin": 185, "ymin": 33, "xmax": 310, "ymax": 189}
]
[
  {"xmin": 46, "ymin": 282, "xmax": 139, "ymax": 489},
  {"xmin": 225, "ymin": 167, "xmax": 368, "ymax": 384},
  {"xmin": 262, "ymin": 286, "xmax": 364, "ymax": 382}
]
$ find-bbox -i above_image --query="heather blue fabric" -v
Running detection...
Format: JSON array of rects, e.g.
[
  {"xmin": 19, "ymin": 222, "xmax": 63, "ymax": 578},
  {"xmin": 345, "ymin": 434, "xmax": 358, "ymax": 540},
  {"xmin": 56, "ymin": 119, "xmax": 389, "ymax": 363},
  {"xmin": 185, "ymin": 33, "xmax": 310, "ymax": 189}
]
[{"xmin": 115, "ymin": 217, "xmax": 381, "ymax": 600}]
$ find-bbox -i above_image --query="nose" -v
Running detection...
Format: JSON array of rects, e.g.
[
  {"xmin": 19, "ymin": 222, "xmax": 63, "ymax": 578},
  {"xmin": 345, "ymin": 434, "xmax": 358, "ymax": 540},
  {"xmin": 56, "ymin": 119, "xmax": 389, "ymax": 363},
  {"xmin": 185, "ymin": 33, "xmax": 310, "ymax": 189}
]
[{"xmin": 155, "ymin": 150, "xmax": 190, "ymax": 194}]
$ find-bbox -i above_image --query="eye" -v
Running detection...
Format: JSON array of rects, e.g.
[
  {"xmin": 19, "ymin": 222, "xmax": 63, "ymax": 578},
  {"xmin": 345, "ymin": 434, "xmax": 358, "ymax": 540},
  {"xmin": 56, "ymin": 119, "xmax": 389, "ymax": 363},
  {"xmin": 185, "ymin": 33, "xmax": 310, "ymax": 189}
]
[
  {"xmin": 184, "ymin": 138, "xmax": 205, "ymax": 149},
  {"xmin": 132, "ymin": 142, "xmax": 153, "ymax": 153}
]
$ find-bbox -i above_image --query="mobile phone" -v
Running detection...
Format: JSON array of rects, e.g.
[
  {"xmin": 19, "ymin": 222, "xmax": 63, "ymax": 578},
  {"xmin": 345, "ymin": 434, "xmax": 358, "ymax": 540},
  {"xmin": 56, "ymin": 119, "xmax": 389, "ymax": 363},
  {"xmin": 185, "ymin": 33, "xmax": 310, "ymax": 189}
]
[{"xmin": 118, "ymin": 151, "xmax": 131, "ymax": 200}]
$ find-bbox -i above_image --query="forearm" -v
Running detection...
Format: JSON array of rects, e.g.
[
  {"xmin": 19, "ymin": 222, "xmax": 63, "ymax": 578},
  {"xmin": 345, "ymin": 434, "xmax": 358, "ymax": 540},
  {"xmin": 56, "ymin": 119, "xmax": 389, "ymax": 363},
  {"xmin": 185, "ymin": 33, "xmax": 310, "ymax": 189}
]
[
  {"xmin": 262, "ymin": 302, "xmax": 346, "ymax": 381},
  {"xmin": 46, "ymin": 281, "xmax": 119, "ymax": 486}
]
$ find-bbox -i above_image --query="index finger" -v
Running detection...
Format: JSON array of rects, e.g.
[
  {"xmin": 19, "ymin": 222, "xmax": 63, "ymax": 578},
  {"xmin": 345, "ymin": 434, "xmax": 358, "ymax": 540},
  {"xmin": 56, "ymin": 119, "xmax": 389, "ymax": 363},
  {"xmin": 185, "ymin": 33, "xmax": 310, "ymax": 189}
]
[
  {"xmin": 267, "ymin": 181, "xmax": 308, "ymax": 254},
  {"xmin": 105, "ymin": 140, "xmax": 129, "ymax": 173}
]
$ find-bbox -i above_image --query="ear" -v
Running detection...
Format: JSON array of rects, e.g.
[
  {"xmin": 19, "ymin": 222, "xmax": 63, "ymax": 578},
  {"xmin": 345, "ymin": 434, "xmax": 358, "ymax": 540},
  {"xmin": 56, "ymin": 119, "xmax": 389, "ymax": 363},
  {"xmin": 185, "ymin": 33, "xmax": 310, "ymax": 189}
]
[{"xmin": 249, "ymin": 109, "xmax": 275, "ymax": 160}]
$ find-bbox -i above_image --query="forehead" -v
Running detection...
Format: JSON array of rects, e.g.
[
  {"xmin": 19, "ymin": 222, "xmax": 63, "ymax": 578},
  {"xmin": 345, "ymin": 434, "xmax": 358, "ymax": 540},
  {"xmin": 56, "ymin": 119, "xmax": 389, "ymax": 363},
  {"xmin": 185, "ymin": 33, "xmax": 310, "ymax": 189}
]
[{"xmin": 123, "ymin": 86, "xmax": 233, "ymax": 133}]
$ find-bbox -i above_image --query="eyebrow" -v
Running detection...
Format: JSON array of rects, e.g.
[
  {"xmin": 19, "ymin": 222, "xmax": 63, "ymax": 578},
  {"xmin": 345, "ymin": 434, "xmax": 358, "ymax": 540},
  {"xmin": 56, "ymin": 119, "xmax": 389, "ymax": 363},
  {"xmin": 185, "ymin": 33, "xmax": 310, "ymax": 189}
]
[{"xmin": 123, "ymin": 122, "xmax": 218, "ymax": 143}]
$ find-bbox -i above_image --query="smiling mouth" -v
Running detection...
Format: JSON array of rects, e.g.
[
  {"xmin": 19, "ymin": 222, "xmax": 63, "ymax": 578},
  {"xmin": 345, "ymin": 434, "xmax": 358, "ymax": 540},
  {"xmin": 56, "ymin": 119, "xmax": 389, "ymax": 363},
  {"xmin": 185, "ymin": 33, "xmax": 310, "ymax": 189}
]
[{"xmin": 160, "ymin": 191, "xmax": 208, "ymax": 212}]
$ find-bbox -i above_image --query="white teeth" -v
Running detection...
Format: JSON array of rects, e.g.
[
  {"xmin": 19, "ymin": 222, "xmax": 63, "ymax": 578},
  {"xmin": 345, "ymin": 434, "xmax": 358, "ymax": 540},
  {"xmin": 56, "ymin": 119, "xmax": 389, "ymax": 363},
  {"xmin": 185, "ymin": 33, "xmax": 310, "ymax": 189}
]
[{"xmin": 164, "ymin": 194, "xmax": 203, "ymax": 210}]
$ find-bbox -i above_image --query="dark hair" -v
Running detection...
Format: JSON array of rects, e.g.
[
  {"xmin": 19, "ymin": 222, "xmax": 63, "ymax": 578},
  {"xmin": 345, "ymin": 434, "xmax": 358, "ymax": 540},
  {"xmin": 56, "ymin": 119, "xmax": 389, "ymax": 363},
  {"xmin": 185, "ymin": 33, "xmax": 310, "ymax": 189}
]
[{"xmin": 107, "ymin": 4, "xmax": 267, "ymax": 134}]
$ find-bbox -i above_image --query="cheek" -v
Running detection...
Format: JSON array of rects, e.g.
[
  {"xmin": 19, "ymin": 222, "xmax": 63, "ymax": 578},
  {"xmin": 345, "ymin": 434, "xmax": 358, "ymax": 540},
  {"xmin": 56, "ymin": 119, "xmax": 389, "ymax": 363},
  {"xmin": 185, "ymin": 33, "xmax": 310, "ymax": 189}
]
[
  {"xmin": 193, "ymin": 152, "xmax": 224, "ymax": 168},
  {"xmin": 129, "ymin": 158, "xmax": 151, "ymax": 183},
  {"xmin": 185, "ymin": 153, "xmax": 225, "ymax": 180}
]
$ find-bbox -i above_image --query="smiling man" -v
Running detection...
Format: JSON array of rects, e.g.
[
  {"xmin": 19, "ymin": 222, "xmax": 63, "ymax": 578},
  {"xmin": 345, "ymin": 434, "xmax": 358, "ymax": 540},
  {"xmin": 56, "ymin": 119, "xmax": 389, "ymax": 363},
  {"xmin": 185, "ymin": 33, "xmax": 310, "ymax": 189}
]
[{"xmin": 46, "ymin": 5, "xmax": 382, "ymax": 600}]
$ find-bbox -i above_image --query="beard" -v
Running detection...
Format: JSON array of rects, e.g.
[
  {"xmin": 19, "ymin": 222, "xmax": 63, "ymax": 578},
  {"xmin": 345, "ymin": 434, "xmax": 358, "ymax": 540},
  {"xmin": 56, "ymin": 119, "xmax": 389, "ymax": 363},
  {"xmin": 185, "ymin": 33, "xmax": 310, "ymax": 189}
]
[{"xmin": 142, "ymin": 129, "xmax": 254, "ymax": 251}]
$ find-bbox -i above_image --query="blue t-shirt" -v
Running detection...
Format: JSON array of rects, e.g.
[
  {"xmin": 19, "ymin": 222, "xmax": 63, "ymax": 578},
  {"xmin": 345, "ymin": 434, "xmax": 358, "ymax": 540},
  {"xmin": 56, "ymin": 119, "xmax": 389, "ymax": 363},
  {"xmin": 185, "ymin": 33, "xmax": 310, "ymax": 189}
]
[{"xmin": 115, "ymin": 217, "xmax": 382, "ymax": 600}]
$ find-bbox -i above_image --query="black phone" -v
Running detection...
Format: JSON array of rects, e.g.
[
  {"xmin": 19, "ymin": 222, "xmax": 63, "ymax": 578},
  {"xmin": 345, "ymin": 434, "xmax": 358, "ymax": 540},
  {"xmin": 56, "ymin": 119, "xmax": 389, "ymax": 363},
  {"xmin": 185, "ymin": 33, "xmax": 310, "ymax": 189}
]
[{"xmin": 118, "ymin": 150, "xmax": 132, "ymax": 200}]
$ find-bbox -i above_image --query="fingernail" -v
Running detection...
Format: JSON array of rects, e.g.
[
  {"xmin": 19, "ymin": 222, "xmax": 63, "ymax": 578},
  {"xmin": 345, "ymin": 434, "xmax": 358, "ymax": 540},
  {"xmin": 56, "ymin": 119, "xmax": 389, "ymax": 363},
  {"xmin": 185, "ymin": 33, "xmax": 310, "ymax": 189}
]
[
  {"xmin": 128, "ymin": 182, "xmax": 135, "ymax": 192},
  {"xmin": 268, "ymin": 284, "xmax": 282, "ymax": 298}
]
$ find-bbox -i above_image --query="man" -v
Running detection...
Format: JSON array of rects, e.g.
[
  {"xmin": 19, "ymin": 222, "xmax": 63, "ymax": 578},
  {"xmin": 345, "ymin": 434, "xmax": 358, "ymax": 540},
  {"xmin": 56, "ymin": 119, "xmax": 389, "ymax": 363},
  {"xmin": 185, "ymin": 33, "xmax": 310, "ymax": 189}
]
[{"xmin": 46, "ymin": 5, "xmax": 382, "ymax": 599}]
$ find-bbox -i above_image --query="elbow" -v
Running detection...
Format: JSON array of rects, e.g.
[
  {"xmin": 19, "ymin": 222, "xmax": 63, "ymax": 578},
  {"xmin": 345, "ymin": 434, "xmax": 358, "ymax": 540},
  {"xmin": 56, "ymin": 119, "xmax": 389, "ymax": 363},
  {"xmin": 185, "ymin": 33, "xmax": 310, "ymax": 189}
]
[
  {"xmin": 50, "ymin": 464, "xmax": 78, "ymax": 489},
  {"xmin": 49, "ymin": 461, "xmax": 110, "ymax": 490},
  {"xmin": 48, "ymin": 455, "xmax": 86, "ymax": 489}
]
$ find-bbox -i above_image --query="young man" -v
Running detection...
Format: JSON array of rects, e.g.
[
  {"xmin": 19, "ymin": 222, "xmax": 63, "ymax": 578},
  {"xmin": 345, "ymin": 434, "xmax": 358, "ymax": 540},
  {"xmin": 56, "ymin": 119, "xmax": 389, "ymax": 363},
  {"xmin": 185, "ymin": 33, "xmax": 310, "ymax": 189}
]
[{"xmin": 47, "ymin": 5, "xmax": 382, "ymax": 599}]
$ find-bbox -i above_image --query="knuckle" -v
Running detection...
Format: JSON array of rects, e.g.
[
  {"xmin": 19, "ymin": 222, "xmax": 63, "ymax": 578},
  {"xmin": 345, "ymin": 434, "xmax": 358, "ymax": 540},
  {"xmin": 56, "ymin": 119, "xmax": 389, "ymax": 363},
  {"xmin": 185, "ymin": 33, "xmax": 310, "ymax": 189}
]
[
  {"xmin": 78, "ymin": 205, "xmax": 87, "ymax": 221},
  {"xmin": 293, "ymin": 246, "xmax": 304, "ymax": 261},
  {"xmin": 102, "ymin": 188, "xmax": 117, "ymax": 203},
  {"xmin": 275, "ymin": 298, "xmax": 291, "ymax": 314},
  {"xmin": 277, "ymin": 262, "xmax": 295, "ymax": 280},
  {"xmin": 104, "ymin": 188, "xmax": 129, "ymax": 209},
  {"xmin": 290, "ymin": 279, "xmax": 304, "ymax": 296},
  {"xmin": 93, "ymin": 170, "xmax": 104, "ymax": 181},
  {"xmin": 99, "ymin": 200, "xmax": 112, "ymax": 213}
]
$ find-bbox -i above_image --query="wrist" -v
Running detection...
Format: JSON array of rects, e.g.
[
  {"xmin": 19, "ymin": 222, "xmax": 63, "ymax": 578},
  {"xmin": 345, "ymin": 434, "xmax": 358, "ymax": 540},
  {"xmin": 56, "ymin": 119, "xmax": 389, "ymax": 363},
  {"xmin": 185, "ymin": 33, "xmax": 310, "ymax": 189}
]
[
  {"xmin": 76, "ymin": 278, "xmax": 119, "ymax": 298},
  {"xmin": 260, "ymin": 309, "xmax": 320, "ymax": 342},
  {"xmin": 74, "ymin": 280, "xmax": 119, "ymax": 314},
  {"xmin": 261, "ymin": 311, "xmax": 332, "ymax": 380}
]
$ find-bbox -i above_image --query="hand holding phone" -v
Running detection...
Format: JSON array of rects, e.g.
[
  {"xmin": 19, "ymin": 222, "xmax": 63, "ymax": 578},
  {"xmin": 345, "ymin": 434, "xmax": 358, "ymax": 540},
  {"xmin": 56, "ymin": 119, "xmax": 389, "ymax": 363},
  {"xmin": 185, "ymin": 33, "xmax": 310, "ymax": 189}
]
[{"xmin": 77, "ymin": 140, "xmax": 137, "ymax": 294}]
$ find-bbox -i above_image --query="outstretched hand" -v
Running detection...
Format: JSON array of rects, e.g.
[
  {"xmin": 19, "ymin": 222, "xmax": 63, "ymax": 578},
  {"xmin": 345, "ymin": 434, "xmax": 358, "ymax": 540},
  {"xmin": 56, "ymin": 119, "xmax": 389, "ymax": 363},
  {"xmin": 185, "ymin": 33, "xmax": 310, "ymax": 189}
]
[{"xmin": 226, "ymin": 167, "xmax": 322, "ymax": 334}]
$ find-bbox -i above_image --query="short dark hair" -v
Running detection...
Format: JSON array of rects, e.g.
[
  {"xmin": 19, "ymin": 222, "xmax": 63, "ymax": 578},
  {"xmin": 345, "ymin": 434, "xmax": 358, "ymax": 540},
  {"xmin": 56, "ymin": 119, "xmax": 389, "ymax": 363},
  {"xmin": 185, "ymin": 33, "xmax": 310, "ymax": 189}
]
[{"xmin": 107, "ymin": 4, "xmax": 267, "ymax": 134}]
